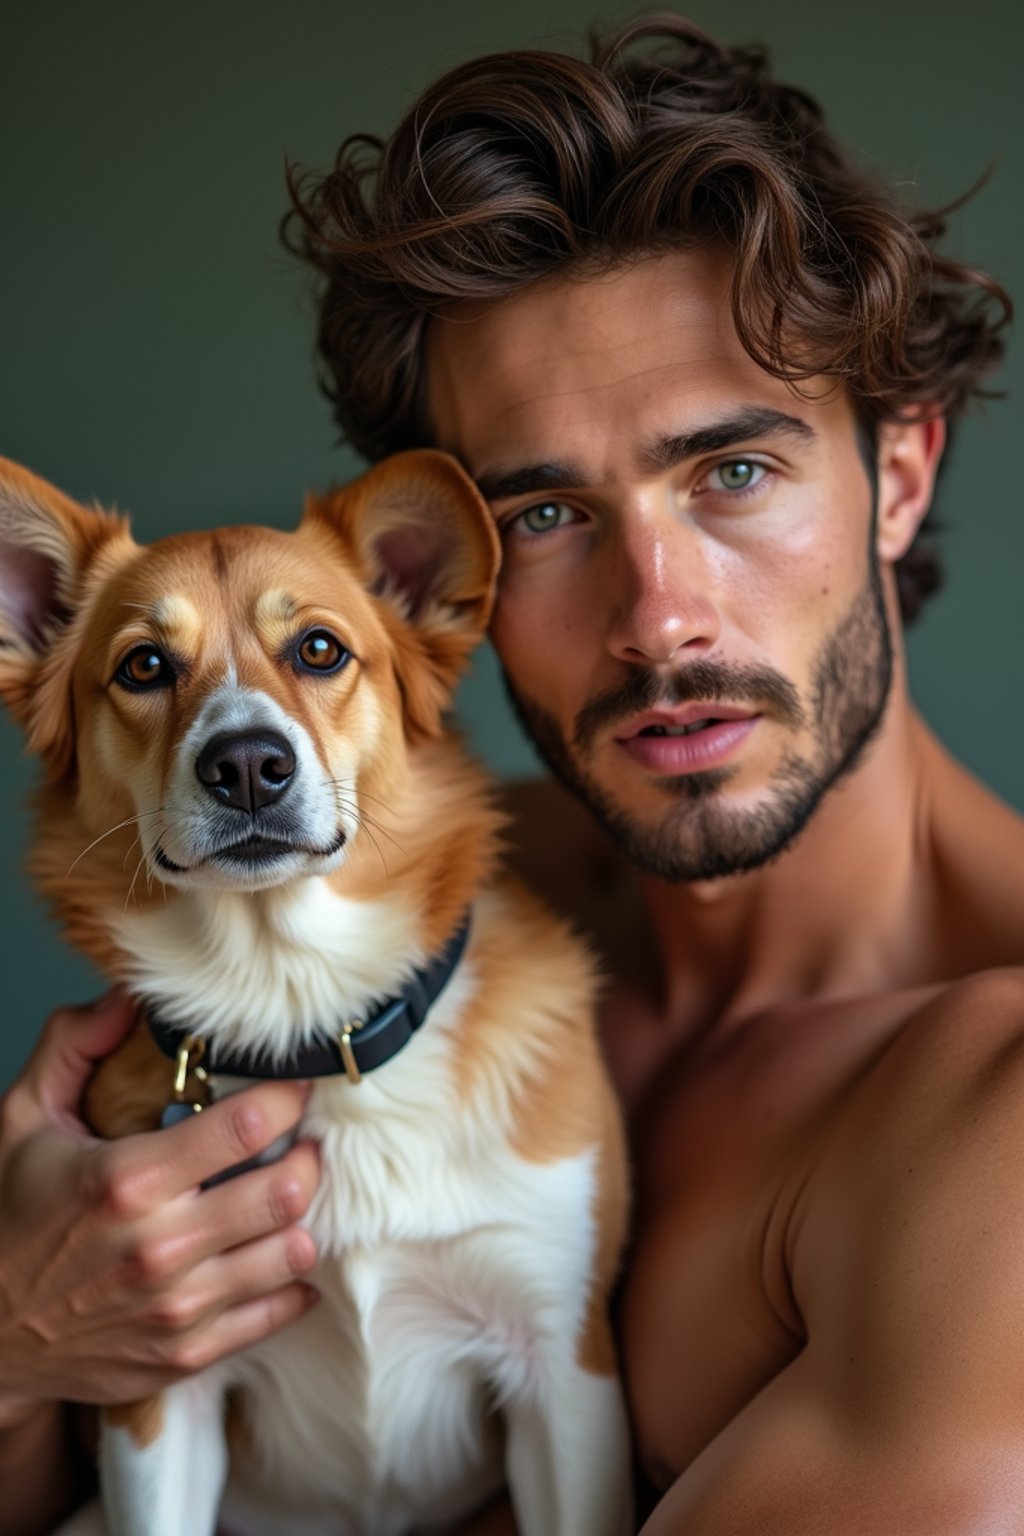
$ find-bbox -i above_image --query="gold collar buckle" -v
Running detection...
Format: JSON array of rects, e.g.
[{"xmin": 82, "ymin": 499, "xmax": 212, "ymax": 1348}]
[
  {"xmin": 338, "ymin": 1020, "xmax": 364, "ymax": 1084},
  {"xmin": 173, "ymin": 1034, "xmax": 210, "ymax": 1111}
]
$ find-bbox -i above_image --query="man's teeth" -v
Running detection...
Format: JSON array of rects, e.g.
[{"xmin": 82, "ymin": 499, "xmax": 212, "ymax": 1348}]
[{"xmin": 644, "ymin": 720, "xmax": 716, "ymax": 737}]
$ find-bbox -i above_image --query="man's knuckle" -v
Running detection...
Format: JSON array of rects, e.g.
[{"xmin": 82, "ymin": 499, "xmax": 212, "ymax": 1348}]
[
  {"xmin": 269, "ymin": 1175, "xmax": 307, "ymax": 1225},
  {"xmin": 285, "ymin": 1229, "xmax": 316, "ymax": 1275},
  {"xmin": 168, "ymin": 1335, "xmax": 211, "ymax": 1375},
  {"xmin": 124, "ymin": 1236, "xmax": 173, "ymax": 1288},
  {"xmin": 226, "ymin": 1100, "xmax": 268, "ymax": 1159},
  {"xmin": 92, "ymin": 1158, "xmax": 148, "ymax": 1221},
  {"xmin": 148, "ymin": 1291, "xmax": 198, "ymax": 1332}
]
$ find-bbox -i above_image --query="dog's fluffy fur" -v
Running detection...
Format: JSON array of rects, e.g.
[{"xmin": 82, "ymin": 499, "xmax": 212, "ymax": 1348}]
[{"xmin": 0, "ymin": 452, "xmax": 630, "ymax": 1536}]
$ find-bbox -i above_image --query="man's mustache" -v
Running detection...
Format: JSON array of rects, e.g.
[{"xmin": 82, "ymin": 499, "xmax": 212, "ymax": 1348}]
[{"xmin": 572, "ymin": 660, "xmax": 806, "ymax": 752}]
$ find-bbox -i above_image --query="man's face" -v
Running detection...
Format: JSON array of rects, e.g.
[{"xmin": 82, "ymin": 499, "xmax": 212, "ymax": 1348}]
[{"xmin": 427, "ymin": 249, "xmax": 894, "ymax": 881}]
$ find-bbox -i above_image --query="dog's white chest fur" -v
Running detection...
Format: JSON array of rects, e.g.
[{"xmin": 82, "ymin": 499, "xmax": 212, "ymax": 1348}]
[
  {"xmin": 110, "ymin": 881, "xmax": 616, "ymax": 1536},
  {"xmin": 221, "ymin": 1141, "xmax": 599, "ymax": 1535},
  {"xmin": 216, "ymin": 976, "xmax": 601, "ymax": 1533},
  {"xmin": 115, "ymin": 878, "xmax": 426, "ymax": 1057}
]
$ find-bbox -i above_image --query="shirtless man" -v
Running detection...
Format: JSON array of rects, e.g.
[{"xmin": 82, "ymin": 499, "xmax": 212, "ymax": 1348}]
[
  {"xmin": 282, "ymin": 16, "xmax": 1024, "ymax": 1531},
  {"xmin": 2, "ymin": 16, "xmax": 1022, "ymax": 1536}
]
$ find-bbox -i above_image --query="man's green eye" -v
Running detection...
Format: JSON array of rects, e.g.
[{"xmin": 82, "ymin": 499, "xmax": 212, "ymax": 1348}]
[
  {"xmin": 518, "ymin": 502, "xmax": 571, "ymax": 534},
  {"xmin": 711, "ymin": 461, "xmax": 765, "ymax": 492}
]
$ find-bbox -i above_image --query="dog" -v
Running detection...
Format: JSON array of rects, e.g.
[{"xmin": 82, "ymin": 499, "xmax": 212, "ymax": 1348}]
[{"xmin": 0, "ymin": 450, "xmax": 631, "ymax": 1536}]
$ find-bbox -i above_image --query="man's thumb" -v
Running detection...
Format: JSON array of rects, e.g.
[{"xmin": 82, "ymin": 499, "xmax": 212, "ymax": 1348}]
[{"xmin": 20, "ymin": 991, "xmax": 139, "ymax": 1118}]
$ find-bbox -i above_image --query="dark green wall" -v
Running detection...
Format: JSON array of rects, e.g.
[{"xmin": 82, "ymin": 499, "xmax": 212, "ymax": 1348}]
[{"xmin": 2, "ymin": 0, "xmax": 1021, "ymax": 1085}]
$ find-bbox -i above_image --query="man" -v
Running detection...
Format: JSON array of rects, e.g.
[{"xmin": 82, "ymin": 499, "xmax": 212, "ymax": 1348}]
[
  {"xmin": 282, "ymin": 15, "xmax": 1024, "ymax": 1531},
  {"xmin": 1, "ymin": 15, "xmax": 1021, "ymax": 1535}
]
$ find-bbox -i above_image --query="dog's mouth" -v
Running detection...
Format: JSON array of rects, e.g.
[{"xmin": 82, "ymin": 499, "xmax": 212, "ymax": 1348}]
[{"xmin": 155, "ymin": 827, "xmax": 347, "ymax": 876}]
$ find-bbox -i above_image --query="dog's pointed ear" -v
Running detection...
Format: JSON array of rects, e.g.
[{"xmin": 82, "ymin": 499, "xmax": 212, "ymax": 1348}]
[
  {"xmin": 0, "ymin": 457, "xmax": 131, "ymax": 766},
  {"xmin": 304, "ymin": 450, "xmax": 501, "ymax": 741}
]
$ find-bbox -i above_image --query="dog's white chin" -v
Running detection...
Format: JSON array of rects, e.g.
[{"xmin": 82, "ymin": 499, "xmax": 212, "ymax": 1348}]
[{"xmin": 151, "ymin": 845, "xmax": 348, "ymax": 894}]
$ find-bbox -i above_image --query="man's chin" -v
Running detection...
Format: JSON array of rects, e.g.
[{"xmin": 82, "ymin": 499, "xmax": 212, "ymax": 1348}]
[{"xmin": 556, "ymin": 757, "xmax": 826, "ymax": 883}]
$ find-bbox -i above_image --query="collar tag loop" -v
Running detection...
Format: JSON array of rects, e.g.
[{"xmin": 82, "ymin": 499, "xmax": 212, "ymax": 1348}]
[
  {"xmin": 338, "ymin": 1020, "xmax": 364, "ymax": 1084},
  {"xmin": 173, "ymin": 1034, "xmax": 209, "ymax": 1108}
]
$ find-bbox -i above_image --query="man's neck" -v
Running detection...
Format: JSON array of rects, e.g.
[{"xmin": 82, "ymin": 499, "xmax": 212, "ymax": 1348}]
[{"xmin": 639, "ymin": 681, "xmax": 934, "ymax": 1042}]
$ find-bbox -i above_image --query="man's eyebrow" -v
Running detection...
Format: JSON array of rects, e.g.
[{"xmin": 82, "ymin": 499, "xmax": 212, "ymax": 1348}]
[
  {"xmin": 473, "ymin": 461, "xmax": 587, "ymax": 503},
  {"xmin": 640, "ymin": 407, "xmax": 817, "ymax": 474},
  {"xmin": 472, "ymin": 408, "xmax": 817, "ymax": 504}
]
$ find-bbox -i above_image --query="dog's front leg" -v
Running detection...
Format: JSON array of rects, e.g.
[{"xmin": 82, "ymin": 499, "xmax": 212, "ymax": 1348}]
[
  {"xmin": 504, "ymin": 1347, "xmax": 632, "ymax": 1536},
  {"xmin": 99, "ymin": 1379, "xmax": 228, "ymax": 1536}
]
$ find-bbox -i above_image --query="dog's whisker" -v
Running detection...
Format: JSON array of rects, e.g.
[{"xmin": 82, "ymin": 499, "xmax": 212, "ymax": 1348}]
[
  {"xmin": 328, "ymin": 788, "xmax": 406, "ymax": 852},
  {"xmin": 353, "ymin": 812, "xmax": 405, "ymax": 853},
  {"xmin": 335, "ymin": 801, "xmax": 405, "ymax": 852},
  {"xmin": 125, "ymin": 812, "xmax": 190, "ymax": 872},
  {"xmin": 124, "ymin": 849, "xmax": 149, "ymax": 913},
  {"xmin": 355, "ymin": 817, "xmax": 391, "ymax": 878},
  {"xmin": 66, "ymin": 808, "xmax": 165, "ymax": 877},
  {"xmin": 322, "ymin": 779, "xmax": 395, "ymax": 871},
  {"xmin": 323, "ymin": 779, "xmax": 399, "ymax": 819},
  {"xmin": 122, "ymin": 826, "xmax": 152, "ymax": 869}
]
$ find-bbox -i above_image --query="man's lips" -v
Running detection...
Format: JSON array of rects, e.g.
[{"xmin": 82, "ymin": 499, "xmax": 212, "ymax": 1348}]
[
  {"xmin": 617, "ymin": 704, "xmax": 759, "ymax": 737},
  {"xmin": 614, "ymin": 705, "xmax": 761, "ymax": 774}
]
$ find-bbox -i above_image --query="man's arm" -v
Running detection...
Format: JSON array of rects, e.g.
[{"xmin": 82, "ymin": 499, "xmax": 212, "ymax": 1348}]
[
  {"xmin": 0, "ymin": 991, "xmax": 321, "ymax": 1535},
  {"xmin": 642, "ymin": 970, "xmax": 1024, "ymax": 1534}
]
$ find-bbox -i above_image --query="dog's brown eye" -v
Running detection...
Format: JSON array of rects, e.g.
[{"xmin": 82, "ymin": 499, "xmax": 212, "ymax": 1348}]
[
  {"xmin": 296, "ymin": 630, "xmax": 349, "ymax": 674},
  {"xmin": 115, "ymin": 645, "xmax": 175, "ymax": 689}
]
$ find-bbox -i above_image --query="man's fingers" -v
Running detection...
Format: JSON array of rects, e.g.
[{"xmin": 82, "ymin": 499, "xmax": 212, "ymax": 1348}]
[
  {"xmin": 124, "ymin": 1081, "xmax": 313, "ymax": 1201},
  {"xmin": 169, "ymin": 1283, "xmax": 319, "ymax": 1376},
  {"xmin": 195, "ymin": 1138, "xmax": 320, "ymax": 1252},
  {"xmin": 129, "ymin": 1140, "xmax": 321, "ymax": 1279},
  {"xmin": 154, "ymin": 1226, "xmax": 318, "ymax": 1336},
  {"xmin": 18, "ymin": 991, "xmax": 138, "ymax": 1122}
]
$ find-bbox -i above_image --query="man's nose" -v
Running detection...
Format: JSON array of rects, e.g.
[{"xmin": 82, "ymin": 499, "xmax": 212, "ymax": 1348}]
[{"xmin": 603, "ymin": 516, "xmax": 720, "ymax": 666}]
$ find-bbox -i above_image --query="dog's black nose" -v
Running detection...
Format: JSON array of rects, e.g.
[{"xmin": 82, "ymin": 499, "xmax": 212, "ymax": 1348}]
[{"xmin": 195, "ymin": 730, "xmax": 296, "ymax": 812}]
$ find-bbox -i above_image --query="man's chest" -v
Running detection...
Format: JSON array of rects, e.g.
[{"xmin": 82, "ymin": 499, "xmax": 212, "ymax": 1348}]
[{"xmin": 611, "ymin": 989, "xmax": 920, "ymax": 1488}]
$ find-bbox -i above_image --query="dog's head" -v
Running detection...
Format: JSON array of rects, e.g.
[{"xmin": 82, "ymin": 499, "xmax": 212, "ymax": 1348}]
[{"xmin": 0, "ymin": 451, "xmax": 499, "ymax": 895}]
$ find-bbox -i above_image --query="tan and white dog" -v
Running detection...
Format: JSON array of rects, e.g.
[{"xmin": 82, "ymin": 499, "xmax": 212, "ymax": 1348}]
[{"xmin": 0, "ymin": 451, "xmax": 630, "ymax": 1536}]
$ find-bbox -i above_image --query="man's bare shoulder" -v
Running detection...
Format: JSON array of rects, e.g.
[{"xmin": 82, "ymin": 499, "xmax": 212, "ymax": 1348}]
[
  {"xmin": 630, "ymin": 969, "xmax": 1024, "ymax": 1535},
  {"xmin": 796, "ymin": 965, "xmax": 1024, "ymax": 1317}
]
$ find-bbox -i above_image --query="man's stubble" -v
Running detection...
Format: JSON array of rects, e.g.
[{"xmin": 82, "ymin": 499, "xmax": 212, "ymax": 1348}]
[{"xmin": 501, "ymin": 554, "xmax": 894, "ymax": 883}]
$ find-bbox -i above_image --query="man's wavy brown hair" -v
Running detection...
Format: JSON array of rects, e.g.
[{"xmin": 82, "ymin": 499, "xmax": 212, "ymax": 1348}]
[{"xmin": 283, "ymin": 13, "xmax": 1011, "ymax": 621}]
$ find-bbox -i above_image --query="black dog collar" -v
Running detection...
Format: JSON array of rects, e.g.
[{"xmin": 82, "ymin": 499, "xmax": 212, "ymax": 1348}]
[{"xmin": 146, "ymin": 916, "xmax": 471, "ymax": 1085}]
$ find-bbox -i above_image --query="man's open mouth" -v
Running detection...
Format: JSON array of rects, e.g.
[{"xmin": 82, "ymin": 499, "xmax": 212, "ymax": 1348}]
[
  {"xmin": 620, "ymin": 704, "xmax": 759, "ymax": 741},
  {"xmin": 638, "ymin": 719, "xmax": 724, "ymax": 737},
  {"xmin": 614, "ymin": 707, "xmax": 761, "ymax": 775}
]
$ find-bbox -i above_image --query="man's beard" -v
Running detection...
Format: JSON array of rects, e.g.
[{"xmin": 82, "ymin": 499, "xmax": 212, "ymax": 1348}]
[{"xmin": 501, "ymin": 558, "xmax": 894, "ymax": 883}]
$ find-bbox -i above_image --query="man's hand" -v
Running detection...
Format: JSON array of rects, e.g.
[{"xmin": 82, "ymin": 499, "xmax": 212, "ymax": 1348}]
[{"xmin": 0, "ymin": 991, "xmax": 320, "ymax": 1424}]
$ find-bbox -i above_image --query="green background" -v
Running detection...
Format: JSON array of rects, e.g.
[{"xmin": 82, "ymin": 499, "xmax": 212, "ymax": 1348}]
[{"xmin": 1, "ymin": 0, "xmax": 1021, "ymax": 1086}]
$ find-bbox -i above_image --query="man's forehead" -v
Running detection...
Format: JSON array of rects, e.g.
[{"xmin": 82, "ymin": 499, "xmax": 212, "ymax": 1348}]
[{"xmin": 425, "ymin": 248, "xmax": 847, "ymax": 479}]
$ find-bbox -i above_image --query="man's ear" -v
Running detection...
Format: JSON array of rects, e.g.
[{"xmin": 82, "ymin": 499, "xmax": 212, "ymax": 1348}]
[
  {"xmin": 303, "ymin": 449, "xmax": 501, "ymax": 741},
  {"xmin": 0, "ymin": 457, "xmax": 130, "ymax": 767},
  {"xmin": 874, "ymin": 415, "xmax": 946, "ymax": 564}
]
